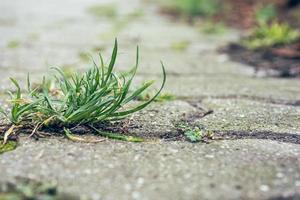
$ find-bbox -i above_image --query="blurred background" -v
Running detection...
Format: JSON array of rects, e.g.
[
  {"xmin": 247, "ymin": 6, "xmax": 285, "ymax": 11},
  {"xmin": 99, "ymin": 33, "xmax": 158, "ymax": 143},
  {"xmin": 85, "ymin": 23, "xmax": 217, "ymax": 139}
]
[{"xmin": 0, "ymin": 0, "xmax": 300, "ymax": 92}]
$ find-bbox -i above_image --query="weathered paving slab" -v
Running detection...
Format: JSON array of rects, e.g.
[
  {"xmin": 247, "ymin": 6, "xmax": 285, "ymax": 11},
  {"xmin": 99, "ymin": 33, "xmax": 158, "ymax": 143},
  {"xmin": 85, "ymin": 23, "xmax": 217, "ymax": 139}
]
[
  {"xmin": 1, "ymin": 138, "xmax": 300, "ymax": 200},
  {"xmin": 200, "ymin": 98, "xmax": 300, "ymax": 134},
  {"xmin": 1, "ymin": 0, "xmax": 300, "ymax": 199}
]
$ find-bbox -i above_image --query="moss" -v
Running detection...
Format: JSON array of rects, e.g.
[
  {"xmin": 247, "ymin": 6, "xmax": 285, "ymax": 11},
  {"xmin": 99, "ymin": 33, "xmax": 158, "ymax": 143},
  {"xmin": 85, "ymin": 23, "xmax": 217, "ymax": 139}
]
[
  {"xmin": 127, "ymin": 10, "xmax": 144, "ymax": 20},
  {"xmin": 137, "ymin": 92, "xmax": 176, "ymax": 102},
  {"xmin": 160, "ymin": 0, "xmax": 221, "ymax": 18},
  {"xmin": 7, "ymin": 40, "xmax": 20, "ymax": 49},
  {"xmin": 97, "ymin": 9, "xmax": 144, "ymax": 40},
  {"xmin": 27, "ymin": 32, "xmax": 40, "ymax": 40},
  {"xmin": 171, "ymin": 41, "xmax": 190, "ymax": 52},
  {"xmin": 199, "ymin": 22, "xmax": 227, "ymax": 34},
  {"xmin": 0, "ymin": 179, "xmax": 79, "ymax": 200},
  {"xmin": 78, "ymin": 52, "xmax": 90, "ymax": 63},
  {"xmin": 87, "ymin": 4, "xmax": 117, "ymax": 18},
  {"xmin": 0, "ymin": 140, "xmax": 17, "ymax": 154}
]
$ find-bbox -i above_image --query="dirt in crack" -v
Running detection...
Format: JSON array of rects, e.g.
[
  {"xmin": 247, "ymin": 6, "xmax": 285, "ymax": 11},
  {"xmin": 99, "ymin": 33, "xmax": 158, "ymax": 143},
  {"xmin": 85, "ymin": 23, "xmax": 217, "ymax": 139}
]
[
  {"xmin": 221, "ymin": 43, "xmax": 300, "ymax": 78},
  {"xmin": 214, "ymin": 130, "xmax": 300, "ymax": 144}
]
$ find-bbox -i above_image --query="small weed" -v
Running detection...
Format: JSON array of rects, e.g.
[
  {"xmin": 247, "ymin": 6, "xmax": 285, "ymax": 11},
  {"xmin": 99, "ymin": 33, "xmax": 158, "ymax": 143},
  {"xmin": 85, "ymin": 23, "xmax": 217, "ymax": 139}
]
[
  {"xmin": 184, "ymin": 127, "xmax": 203, "ymax": 142},
  {"xmin": 176, "ymin": 122, "xmax": 214, "ymax": 143},
  {"xmin": 0, "ymin": 39, "xmax": 166, "ymax": 143},
  {"xmin": 7, "ymin": 40, "xmax": 20, "ymax": 49},
  {"xmin": 87, "ymin": 4, "xmax": 117, "ymax": 18},
  {"xmin": 242, "ymin": 21, "xmax": 299, "ymax": 49}
]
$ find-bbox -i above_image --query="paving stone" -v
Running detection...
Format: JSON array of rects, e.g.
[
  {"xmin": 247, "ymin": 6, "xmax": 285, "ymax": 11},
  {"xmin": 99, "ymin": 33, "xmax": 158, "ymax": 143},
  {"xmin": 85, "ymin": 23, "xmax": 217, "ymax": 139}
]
[{"xmin": 0, "ymin": 0, "xmax": 300, "ymax": 199}]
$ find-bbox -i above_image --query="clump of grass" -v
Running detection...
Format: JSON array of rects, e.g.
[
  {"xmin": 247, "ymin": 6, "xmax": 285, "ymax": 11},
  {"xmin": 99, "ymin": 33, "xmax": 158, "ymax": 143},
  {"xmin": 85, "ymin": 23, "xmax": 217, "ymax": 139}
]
[
  {"xmin": 242, "ymin": 21, "xmax": 299, "ymax": 49},
  {"xmin": 0, "ymin": 39, "xmax": 166, "ymax": 143}
]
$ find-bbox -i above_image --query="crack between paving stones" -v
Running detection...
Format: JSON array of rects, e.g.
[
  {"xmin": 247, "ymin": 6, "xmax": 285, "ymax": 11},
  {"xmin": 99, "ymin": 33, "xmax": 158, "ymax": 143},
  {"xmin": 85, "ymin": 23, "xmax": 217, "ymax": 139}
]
[
  {"xmin": 180, "ymin": 95, "xmax": 300, "ymax": 107},
  {"xmin": 214, "ymin": 130, "xmax": 300, "ymax": 145}
]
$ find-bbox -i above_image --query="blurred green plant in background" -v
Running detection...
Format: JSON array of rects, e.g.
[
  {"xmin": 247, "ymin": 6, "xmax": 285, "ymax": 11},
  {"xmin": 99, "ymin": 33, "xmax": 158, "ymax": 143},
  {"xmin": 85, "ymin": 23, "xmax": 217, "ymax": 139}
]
[
  {"xmin": 243, "ymin": 21, "xmax": 299, "ymax": 49},
  {"xmin": 255, "ymin": 4, "xmax": 277, "ymax": 25},
  {"xmin": 161, "ymin": 0, "xmax": 220, "ymax": 18},
  {"xmin": 200, "ymin": 21, "xmax": 226, "ymax": 34},
  {"xmin": 174, "ymin": 0, "xmax": 220, "ymax": 17},
  {"xmin": 87, "ymin": 4, "xmax": 117, "ymax": 18}
]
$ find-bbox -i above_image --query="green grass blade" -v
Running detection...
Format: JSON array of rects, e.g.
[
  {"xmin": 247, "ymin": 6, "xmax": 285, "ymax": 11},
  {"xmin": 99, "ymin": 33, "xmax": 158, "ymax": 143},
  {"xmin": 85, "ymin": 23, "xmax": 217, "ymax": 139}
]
[
  {"xmin": 111, "ymin": 62, "xmax": 166, "ymax": 117},
  {"xmin": 64, "ymin": 128, "xmax": 105, "ymax": 143},
  {"xmin": 123, "ymin": 80, "xmax": 155, "ymax": 104},
  {"xmin": 90, "ymin": 125, "xmax": 143, "ymax": 142},
  {"xmin": 99, "ymin": 53, "xmax": 105, "ymax": 86},
  {"xmin": 104, "ymin": 39, "xmax": 118, "ymax": 84},
  {"xmin": 0, "ymin": 106, "xmax": 8, "ymax": 119},
  {"xmin": 9, "ymin": 78, "xmax": 21, "ymax": 99},
  {"xmin": 51, "ymin": 67, "xmax": 72, "ymax": 91},
  {"xmin": 27, "ymin": 73, "xmax": 31, "ymax": 93}
]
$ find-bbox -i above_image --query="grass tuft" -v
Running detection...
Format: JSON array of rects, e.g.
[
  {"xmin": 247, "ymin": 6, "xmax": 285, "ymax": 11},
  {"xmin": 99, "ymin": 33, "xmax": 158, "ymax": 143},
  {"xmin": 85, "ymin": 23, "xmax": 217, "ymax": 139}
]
[{"xmin": 0, "ymin": 39, "xmax": 166, "ymax": 143}]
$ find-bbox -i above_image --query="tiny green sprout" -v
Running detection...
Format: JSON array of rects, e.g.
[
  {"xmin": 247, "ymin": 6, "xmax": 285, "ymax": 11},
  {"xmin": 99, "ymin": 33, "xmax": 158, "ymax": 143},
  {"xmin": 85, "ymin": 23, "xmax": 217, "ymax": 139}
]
[
  {"xmin": 0, "ymin": 39, "xmax": 166, "ymax": 143},
  {"xmin": 184, "ymin": 127, "xmax": 202, "ymax": 142},
  {"xmin": 184, "ymin": 127, "xmax": 214, "ymax": 143},
  {"xmin": 176, "ymin": 121, "xmax": 214, "ymax": 143}
]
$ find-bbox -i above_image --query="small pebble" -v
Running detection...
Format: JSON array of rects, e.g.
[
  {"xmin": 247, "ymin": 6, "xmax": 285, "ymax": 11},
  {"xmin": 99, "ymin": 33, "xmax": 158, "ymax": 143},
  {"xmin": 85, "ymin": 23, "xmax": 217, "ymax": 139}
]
[{"xmin": 259, "ymin": 185, "xmax": 270, "ymax": 192}]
